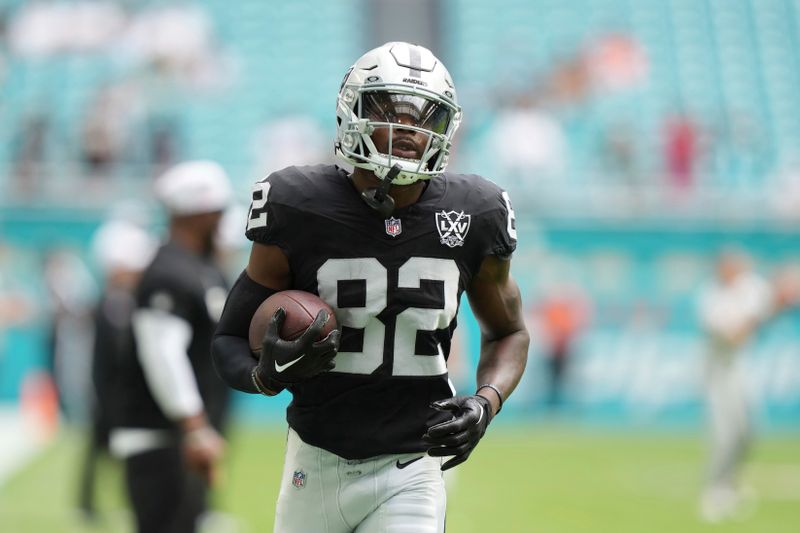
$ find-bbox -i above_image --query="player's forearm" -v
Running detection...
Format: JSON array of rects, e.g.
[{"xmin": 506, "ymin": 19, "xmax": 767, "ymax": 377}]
[
  {"xmin": 475, "ymin": 327, "xmax": 530, "ymax": 415},
  {"xmin": 211, "ymin": 334, "xmax": 259, "ymax": 393},
  {"xmin": 212, "ymin": 270, "xmax": 280, "ymax": 393}
]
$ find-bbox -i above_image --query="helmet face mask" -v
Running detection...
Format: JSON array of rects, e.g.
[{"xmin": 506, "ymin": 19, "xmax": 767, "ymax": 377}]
[
  {"xmin": 336, "ymin": 42, "xmax": 462, "ymax": 186},
  {"xmin": 362, "ymin": 92, "xmax": 453, "ymax": 136}
]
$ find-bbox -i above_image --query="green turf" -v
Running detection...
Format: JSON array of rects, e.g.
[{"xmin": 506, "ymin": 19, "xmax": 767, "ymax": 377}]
[{"xmin": 1, "ymin": 425, "xmax": 798, "ymax": 532}]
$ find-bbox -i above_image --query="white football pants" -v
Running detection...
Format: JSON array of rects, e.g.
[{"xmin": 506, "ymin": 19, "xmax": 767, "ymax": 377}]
[
  {"xmin": 274, "ymin": 427, "xmax": 446, "ymax": 533},
  {"xmin": 705, "ymin": 354, "xmax": 752, "ymax": 490}
]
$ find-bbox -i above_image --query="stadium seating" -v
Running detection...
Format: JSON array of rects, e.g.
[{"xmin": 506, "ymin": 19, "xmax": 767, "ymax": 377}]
[
  {"xmin": 1, "ymin": 0, "xmax": 799, "ymax": 199},
  {"xmin": 0, "ymin": 0, "xmax": 363, "ymax": 200},
  {"xmin": 445, "ymin": 0, "xmax": 800, "ymax": 192}
]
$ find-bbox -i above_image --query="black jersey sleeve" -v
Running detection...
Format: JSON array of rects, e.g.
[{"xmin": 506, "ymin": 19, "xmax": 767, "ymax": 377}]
[
  {"xmin": 492, "ymin": 187, "xmax": 517, "ymax": 258},
  {"xmin": 244, "ymin": 168, "xmax": 301, "ymax": 254},
  {"xmin": 477, "ymin": 184, "xmax": 518, "ymax": 259}
]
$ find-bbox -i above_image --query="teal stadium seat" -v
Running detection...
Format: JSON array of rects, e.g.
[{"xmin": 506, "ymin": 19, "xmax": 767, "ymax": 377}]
[{"xmin": 444, "ymin": 0, "xmax": 800, "ymax": 191}]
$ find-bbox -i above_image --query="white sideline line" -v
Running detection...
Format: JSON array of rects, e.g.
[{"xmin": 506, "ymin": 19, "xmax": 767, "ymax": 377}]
[{"xmin": 0, "ymin": 404, "xmax": 45, "ymax": 488}]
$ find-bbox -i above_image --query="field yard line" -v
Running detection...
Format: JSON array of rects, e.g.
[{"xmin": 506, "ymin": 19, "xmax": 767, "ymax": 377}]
[{"xmin": 0, "ymin": 404, "xmax": 45, "ymax": 488}]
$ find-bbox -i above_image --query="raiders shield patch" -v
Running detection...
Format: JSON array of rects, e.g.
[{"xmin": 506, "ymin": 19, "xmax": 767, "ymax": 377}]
[{"xmin": 436, "ymin": 210, "xmax": 471, "ymax": 247}]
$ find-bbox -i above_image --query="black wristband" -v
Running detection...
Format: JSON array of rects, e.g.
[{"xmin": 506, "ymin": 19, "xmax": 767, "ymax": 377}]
[
  {"xmin": 476, "ymin": 383, "xmax": 504, "ymax": 414},
  {"xmin": 251, "ymin": 367, "xmax": 281, "ymax": 396}
]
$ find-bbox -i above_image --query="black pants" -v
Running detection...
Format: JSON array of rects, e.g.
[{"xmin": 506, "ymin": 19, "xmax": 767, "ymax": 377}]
[
  {"xmin": 124, "ymin": 447, "xmax": 206, "ymax": 533},
  {"xmin": 547, "ymin": 351, "xmax": 568, "ymax": 407}
]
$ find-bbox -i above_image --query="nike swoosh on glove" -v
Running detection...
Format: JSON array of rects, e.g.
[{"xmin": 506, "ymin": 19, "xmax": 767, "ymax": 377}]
[
  {"xmin": 255, "ymin": 307, "xmax": 340, "ymax": 388},
  {"xmin": 423, "ymin": 395, "xmax": 493, "ymax": 471}
]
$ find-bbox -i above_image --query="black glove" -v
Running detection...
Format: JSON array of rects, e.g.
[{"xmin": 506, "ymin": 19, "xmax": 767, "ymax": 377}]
[
  {"xmin": 423, "ymin": 395, "xmax": 493, "ymax": 471},
  {"xmin": 255, "ymin": 307, "xmax": 340, "ymax": 389}
]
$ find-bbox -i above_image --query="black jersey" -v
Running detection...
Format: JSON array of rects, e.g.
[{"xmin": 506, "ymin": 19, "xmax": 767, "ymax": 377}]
[
  {"xmin": 92, "ymin": 287, "xmax": 137, "ymax": 432},
  {"xmin": 245, "ymin": 164, "xmax": 517, "ymax": 459},
  {"xmin": 116, "ymin": 242, "xmax": 231, "ymax": 432}
]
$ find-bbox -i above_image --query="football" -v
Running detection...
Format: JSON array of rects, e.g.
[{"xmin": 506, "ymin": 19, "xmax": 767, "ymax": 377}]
[{"xmin": 249, "ymin": 290, "xmax": 338, "ymax": 355}]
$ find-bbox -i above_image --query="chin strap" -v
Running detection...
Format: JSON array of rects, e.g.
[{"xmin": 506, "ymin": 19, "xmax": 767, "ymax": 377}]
[{"xmin": 361, "ymin": 164, "xmax": 401, "ymax": 218}]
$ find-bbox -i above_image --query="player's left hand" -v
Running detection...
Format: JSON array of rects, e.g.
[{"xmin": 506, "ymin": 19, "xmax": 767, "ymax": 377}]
[
  {"xmin": 423, "ymin": 395, "xmax": 493, "ymax": 471},
  {"xmin": 182, "ymin": 423, "xmax": 225, "ymax": 487}
]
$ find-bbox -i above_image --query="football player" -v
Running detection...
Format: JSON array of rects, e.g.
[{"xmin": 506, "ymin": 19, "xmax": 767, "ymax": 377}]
[
  {"xmin": 212, "ymin": 42, "xmax": 529, "ymax": 532},
  {"xmin": 112, "ymin": 161, "xmax": 232, "ymax": 533},
  {"xmin": 696, "ymin": 250, "xmax": 783, "ymax": 522}
]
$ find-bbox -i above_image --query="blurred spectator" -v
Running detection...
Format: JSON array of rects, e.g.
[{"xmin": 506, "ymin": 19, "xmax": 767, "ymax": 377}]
[
  {"xmin": 78, "ymin": 219, "xmax": 156, "ymax": 521},
  {"xmin": 11, "ymin": 113, "xmax": 51, "ymax": 198},
  {"xmin": 584, "ymin": 34, "xmax": 648, "ymax": 94},
  {"xmin": 601, "ymin": 123, "xmax": 636, "ymax": 180},
  {"xmin": 487, "ymin": 94, "xmax": 568, "ymax": 190},
  {"xmin": 80, "ymin": 81, "xmax": 145, "ymax": 182},
  {"xmin": 0, "ymin": 242, "xmax": 35, "ymax": 354},
  {"xmin": 696, "ymin": 249, "xmax": 774, "ymax": 522},
  {"xmin": 599, "ymin": 122, "xmax": 643, "ymax": 207},
  {"xmin": 662, "ymin": 112, "xmax": 701, "ymax": 196},
  {"xmin": 546, "ymin": 55, "xmax": 592, "ymax": 107},
  {"xmin": 148, "ymin": 117, "xmax": 183, "ymax": 179},
  {"xmin": 534, "ymin": 283, "xmax": 591, "ymax": 409},
  {"xmin": 42, "ymin": 247, "xmax": 98, "ymax": 422}
]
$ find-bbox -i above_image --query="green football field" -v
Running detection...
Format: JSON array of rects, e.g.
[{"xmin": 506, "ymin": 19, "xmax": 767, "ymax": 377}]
[{"xmin": 1, "ymin": 424, "xmax": 798, "ymax": 532}]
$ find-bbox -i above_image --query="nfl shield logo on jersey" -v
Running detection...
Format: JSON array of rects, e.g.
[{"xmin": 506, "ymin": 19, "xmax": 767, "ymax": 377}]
[
  {"xmin": 292, "ymin": 470, "xmax": 306, "ymax": 489},
  {"xmin": 436, "ymin": 210, "xmax": 471, "ymax": 247},
  {"xmin": 385, "ymin": 217, "xmax": 402, "ymax": 237}
]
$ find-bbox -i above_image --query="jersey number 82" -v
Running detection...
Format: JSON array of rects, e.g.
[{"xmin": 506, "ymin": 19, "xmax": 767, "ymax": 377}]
[{"xmin": 317, "ymin": 257, "xmax": 459, "ymax": 377}]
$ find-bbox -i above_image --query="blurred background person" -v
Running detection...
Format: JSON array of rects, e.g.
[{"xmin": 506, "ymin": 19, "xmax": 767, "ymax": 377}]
[
  {"xmin": 42, "ymin": 247, "xmax": 98, "ymax": 423},
  {"xmin": 662, "ymin": 111, "xmax": 703, "ymax": 199},
  {"xmin": 77, "ymin": 218, "xmax": 156, "ymax": 522},
  {"xmin": 110, "ymin": 161, "xmax": 232, "ymax": 533},
  {"xmin": 535, "ymin": 282, "xmax": 591, "ymax": 410},
  {"xmin": 80, "ymin": 81, "xmax": 145, "ymax": 185},
  {"xmin": 10, "ymin": 112, "xmax": 51, "ymax": 198},
  {"xmin": 696, "ymin": 249, "xmax": 789, "ymax": 523},
  {"xmin": 0, "ymin": 242, "xmax": 35, "ymax": 344},
  {"xmin": 487, "ymin": 91, "xmax": 568, "ymax": 192}
]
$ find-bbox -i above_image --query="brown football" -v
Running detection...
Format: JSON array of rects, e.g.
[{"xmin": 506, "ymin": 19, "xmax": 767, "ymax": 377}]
[{"xmin": 249, "ymin": 290, "xmax": 337, "ymax": 356}]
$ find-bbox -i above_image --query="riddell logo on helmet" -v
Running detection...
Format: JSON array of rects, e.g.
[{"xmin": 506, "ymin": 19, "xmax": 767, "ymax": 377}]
[{"xmin": 403, "ymin": 78, "xmax": 428, "ymax": 87}]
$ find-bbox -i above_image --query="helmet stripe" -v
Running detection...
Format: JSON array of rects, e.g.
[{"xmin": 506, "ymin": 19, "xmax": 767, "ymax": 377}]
[{"xmin": 408, "ymin": 45, "xmax": 422, "ymax": 78}]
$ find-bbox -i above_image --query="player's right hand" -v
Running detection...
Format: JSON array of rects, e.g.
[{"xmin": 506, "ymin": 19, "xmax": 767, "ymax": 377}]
[{"xmin": 256, "ymin": 307, "xmax": 341, "ymax": 387}]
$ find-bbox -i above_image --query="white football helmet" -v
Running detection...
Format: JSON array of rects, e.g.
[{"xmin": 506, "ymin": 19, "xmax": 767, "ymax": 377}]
[{"xmin": 335, "ymin": 42, "xmax": 462, "ymax": 185}]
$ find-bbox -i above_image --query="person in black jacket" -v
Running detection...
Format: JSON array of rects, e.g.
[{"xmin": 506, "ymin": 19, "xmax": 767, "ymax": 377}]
[
  {"xmin": 79, "ymin": 219, "xmax": 155, "ymax": 520},
  {"xmin": 110, "ymin": 161, "xmax": 233, "ymax": 533}
]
